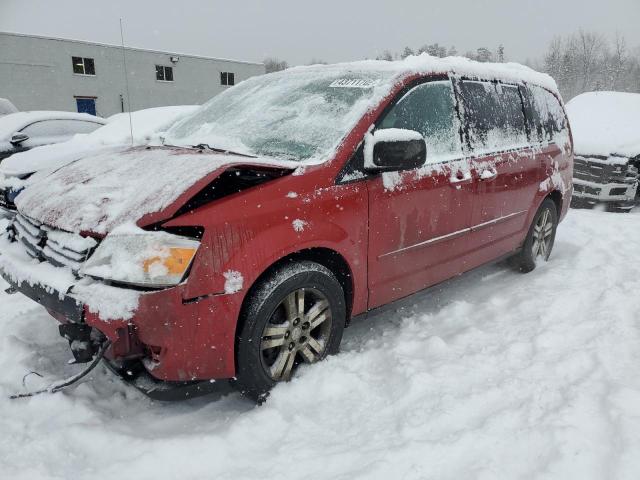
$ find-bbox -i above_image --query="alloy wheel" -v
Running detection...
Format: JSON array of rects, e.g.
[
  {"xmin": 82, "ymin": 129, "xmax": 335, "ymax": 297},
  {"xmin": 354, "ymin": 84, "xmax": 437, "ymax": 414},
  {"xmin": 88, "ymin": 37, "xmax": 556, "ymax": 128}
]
[
  {"xmin": 531, "ymin": 207, "xmax": 554, "ymax": 260},
  {"xmin": 260, "ymin": 288, "xmax": 333, "ymax": 381}
]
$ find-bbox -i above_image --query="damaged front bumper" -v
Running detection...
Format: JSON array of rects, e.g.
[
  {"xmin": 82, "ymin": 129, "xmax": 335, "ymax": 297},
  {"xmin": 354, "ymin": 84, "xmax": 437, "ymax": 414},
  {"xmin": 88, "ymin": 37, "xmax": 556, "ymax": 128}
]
[{"xmin": 0, "ymin": 225, "xmax": 242, "ymax": 391}]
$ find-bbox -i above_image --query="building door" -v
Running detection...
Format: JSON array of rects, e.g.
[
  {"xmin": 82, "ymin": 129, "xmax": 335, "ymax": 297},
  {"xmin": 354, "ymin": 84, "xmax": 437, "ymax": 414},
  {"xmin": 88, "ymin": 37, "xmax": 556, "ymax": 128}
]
[{"xmin": 76, "ymin": 97, "xmax": 96, "ymax": 116}]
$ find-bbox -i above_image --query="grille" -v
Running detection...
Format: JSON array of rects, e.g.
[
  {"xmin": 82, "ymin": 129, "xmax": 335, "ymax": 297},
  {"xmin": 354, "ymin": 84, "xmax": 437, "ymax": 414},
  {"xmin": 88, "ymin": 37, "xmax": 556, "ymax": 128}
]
[
  {"xmin": 573, "ymin": 184, "xmax": 601, "ymax": 196},
  {"xmin": 12, "ymin": 213, "xmax": 98, "ymax": 273},
  {"xmin": 574, "ymin": 155, "xmax": 638, "ymax": 185}
]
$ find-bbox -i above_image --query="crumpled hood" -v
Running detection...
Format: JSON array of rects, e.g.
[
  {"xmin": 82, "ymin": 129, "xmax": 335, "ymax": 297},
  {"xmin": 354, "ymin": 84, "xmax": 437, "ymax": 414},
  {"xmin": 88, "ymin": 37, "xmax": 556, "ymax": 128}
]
[{"xmin": 15, "ymin": 146, "xmax": 298, "ymax": 234}]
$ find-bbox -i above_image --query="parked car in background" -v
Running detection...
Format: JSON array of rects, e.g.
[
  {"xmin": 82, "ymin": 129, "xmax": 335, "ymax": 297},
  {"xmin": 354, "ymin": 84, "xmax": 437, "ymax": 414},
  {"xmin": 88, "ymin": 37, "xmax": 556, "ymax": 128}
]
[
  {"xmin": 0, "ymin": 98, "xmax": 18, "ymax": 116},
  {"xmin": 0, "ymin": 111, "xmax": 105, "ymax": 163},
  {"xmin": 566, "ymin": 92, "xmax": 640, "ymax": 211},
  {"xmin": 0, "ymin": 57, "xmax": 572, "ymax": 401},
  {"xmin": 0, "ymin": 106, "xmax": 198, "ymax": 218}
]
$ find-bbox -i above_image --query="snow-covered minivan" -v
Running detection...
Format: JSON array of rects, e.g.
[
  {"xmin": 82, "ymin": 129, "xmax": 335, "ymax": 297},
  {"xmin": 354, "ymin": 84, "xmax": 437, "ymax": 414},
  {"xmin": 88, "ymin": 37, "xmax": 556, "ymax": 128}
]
[{"xmin": 0, "ymin": 56, "xmax": 573, "ymax": 401}]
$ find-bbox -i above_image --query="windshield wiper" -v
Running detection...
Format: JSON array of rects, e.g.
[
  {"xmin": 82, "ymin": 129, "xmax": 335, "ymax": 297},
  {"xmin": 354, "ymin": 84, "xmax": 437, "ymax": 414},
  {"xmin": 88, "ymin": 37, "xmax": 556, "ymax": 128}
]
[{"xmin": 192, "ymin": 143, "xmax": 257, "ymax": 158}]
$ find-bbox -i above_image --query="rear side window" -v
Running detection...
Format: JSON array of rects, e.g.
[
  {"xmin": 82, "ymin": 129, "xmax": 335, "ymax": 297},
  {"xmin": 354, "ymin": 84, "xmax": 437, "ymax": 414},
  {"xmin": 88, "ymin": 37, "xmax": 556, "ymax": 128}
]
[
  {"xmin": 458, "ymin": 80, "xmax": 527, "ymax": 154},
  {"xmin": 524, "ymin": 85, "xmax": 568, "ymax": 144},
  {"xmin": 380, "ymin": 80, "xmax": 462, "ymax": 163}
]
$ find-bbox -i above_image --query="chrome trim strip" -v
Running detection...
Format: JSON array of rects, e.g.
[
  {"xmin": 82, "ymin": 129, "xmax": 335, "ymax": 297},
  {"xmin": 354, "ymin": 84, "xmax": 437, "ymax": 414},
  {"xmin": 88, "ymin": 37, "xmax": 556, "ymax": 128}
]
[
  {"xmin": 470, "ymin": 210, "xmax": 527, "ymax": 231},
  {"xmin": 379, "ymin": 227, "xmax": 471, "ymax": 258},
  {"xmin": 379, "ymin": 210, "xmax": 528, "ymax": 258}
]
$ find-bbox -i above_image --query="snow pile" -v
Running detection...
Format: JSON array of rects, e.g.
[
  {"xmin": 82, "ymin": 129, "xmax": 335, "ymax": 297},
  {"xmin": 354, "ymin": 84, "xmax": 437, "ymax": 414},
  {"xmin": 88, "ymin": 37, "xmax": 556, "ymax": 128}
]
[
  {"xmin": 0, "ymin": 210, "xmax": 640, "ymax": 478},
  {"xmin": 566, "ymin": 91, "xmax": 640, "ymax": 157},
  {"xmin": 14, "ymin": 147, "xmax": 297, "ymax": 234},
  {"xmin": 0, "ymin": 106, "xmax": 198, "ymax": 177}
]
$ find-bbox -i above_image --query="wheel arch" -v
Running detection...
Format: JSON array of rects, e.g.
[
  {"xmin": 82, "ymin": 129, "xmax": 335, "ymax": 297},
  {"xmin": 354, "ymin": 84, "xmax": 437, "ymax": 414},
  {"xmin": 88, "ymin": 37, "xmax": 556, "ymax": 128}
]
[{"xmin": 235, "ymin": 246, "xmax": 355, "ymax": 347}]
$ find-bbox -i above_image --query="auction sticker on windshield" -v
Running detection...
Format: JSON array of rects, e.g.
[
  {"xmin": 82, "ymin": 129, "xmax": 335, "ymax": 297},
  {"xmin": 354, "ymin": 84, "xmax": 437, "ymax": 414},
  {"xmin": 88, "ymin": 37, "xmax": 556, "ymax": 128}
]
[{"xmin": 329, "ymin": 78, "xmax": 380, "ymax": 88}]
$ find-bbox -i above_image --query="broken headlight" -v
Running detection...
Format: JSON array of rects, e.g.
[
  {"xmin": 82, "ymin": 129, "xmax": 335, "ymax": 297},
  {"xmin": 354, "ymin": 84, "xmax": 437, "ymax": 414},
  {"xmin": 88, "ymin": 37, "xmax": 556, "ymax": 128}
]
[{"xmin": 80, "ymin": 229, "xmax": 200, "ymax": 288}]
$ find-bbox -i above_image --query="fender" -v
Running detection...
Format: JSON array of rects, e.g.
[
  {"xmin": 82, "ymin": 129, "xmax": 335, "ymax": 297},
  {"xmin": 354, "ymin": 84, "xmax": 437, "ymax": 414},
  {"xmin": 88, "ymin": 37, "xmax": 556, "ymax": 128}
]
[{"xmin": 163, "ymin": 174, "xmax": 370, "ymax": 316}]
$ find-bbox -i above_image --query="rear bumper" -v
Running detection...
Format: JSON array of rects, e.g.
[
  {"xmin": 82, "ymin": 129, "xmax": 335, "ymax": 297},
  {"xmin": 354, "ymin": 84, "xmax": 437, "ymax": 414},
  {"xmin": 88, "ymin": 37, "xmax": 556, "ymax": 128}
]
[{"xmin": 0, "ymin": 236, "xmax": 241, "ymax": 382}]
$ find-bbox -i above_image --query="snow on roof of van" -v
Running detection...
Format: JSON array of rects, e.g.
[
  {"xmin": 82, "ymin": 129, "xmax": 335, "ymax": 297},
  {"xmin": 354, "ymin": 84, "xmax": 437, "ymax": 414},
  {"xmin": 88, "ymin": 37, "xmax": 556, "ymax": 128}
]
[
  {"xmin": 0, "ymin": 111, "xmax": 105, "ymax": 141},
  {"xmin": 288, "ymin": 54, "xmax": 559, "ymax": 93},
  {"xmin": 566, "ymin": 91, "xmax": 640, "ymax": 158}
]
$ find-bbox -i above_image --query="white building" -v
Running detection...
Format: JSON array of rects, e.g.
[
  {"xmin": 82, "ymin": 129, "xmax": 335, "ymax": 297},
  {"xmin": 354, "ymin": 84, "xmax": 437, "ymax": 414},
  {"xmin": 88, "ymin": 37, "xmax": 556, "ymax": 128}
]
[{"xmin": 0, "ymin": 32, "xmax": 265, "ymax": 117}]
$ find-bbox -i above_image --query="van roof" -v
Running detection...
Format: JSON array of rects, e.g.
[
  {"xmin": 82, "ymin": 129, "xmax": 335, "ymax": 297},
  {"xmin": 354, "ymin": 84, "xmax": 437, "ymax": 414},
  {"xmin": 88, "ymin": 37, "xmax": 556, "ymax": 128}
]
[{"xmin": 286, "ymin": 54, "xmax": 559, "ymax": 95}]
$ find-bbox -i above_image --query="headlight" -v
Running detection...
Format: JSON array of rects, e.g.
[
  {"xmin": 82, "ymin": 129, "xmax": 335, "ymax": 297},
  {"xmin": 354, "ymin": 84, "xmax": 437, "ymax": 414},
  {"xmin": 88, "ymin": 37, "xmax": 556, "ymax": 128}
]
[{"xmin": 81, "ymin": 229, "xmax": 200, "ymax": 288}]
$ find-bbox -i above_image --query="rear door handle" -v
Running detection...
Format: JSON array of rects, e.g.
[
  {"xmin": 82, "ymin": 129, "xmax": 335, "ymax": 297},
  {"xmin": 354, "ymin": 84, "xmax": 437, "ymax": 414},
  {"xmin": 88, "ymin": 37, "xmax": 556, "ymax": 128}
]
[{"xmin": 479, "ymin": 166, "xmax": 498, "ymax": 181}]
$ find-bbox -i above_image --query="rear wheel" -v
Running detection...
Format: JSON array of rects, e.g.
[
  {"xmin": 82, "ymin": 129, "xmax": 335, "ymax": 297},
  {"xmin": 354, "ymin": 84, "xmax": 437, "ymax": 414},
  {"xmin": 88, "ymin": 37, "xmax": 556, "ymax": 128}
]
[
  {"xmin": 234, "ymin": 261, "xmax": 346, "ymax": 402},
  {"xmin": 512, "ymin": 198, "xmax": 558, "ymax": 273}
]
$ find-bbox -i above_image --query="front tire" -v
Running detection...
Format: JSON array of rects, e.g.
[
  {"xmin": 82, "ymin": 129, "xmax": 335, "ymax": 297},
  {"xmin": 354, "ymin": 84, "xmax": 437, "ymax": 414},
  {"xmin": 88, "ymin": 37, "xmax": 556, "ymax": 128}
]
[
  {"xmin": 512, "ymin": 198, "xmax": 558, "ymax": 273},
  {"xmin": 234, "ymin": 261, "xmax": 346, "ymax": 402}
]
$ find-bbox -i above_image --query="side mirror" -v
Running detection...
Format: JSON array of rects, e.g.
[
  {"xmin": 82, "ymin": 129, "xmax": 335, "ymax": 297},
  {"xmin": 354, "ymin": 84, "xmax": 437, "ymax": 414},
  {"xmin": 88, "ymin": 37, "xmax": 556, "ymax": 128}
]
[
  {"xmin": 364, "ymin": 129, "xmax": 426, "ymax": 173},
  {"xmin": 9, "ymin": 133, "xmax": 29, "ymax": 145}
]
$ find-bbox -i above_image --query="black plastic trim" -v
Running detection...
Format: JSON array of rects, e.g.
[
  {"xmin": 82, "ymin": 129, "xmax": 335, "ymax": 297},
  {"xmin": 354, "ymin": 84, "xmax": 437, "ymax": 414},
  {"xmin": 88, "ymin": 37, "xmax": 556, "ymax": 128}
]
[{"xmin": 0, "ymin": 269, "xmax": 83, "ymax": 322}]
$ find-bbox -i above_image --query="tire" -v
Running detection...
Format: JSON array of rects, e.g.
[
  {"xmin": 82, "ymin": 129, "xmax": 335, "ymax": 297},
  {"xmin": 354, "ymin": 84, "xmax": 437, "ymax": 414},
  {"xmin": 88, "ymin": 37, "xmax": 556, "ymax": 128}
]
[
  {"xmin": 234, "ymin": 261, "xmax": 346, "ymax": 402},
  {"xmin": 511, "ymin": 198, "xmax": 558, "ymax": 273}
]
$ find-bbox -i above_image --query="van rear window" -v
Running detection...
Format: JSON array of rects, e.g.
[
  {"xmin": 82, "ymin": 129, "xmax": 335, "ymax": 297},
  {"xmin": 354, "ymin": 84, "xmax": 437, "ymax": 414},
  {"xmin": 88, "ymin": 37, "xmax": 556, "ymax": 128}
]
[{"xmin": 458, "ymin": 80, "xmax": 528, "ymax": 154}]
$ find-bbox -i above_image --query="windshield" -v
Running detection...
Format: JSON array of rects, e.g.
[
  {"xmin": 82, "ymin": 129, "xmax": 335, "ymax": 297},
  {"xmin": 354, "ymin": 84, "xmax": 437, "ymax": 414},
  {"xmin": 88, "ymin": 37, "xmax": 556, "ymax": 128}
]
[{"xmin": 163, "ymin": 67, "xmax": 399, "ymax": 162}]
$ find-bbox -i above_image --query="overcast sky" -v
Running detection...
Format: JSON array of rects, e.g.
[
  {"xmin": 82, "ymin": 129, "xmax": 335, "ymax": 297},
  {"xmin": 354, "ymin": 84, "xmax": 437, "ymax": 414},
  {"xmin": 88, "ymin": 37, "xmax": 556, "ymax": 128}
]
[{"xmin": 1, "ymin": 0, "xmax": 638, "ymax": 65}]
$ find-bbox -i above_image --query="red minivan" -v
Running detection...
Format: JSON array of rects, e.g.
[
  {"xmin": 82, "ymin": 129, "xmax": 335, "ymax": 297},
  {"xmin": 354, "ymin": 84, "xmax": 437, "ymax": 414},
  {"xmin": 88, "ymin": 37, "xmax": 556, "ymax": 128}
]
[{"xmin": 0, "ymin": 57, "xmax": 573, "ymax": 400}]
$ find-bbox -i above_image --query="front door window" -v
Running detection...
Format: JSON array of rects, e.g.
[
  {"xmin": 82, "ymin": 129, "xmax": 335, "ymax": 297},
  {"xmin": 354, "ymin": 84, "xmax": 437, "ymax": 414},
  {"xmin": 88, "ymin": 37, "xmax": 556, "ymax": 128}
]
[{"xmin": 380, "ymin": 80, "xmax": 462, "ymax": 163}]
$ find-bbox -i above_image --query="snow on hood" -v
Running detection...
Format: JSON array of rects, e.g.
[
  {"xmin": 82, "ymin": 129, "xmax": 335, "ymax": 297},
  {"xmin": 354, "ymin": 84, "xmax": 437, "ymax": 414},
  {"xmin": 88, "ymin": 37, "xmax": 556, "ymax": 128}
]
[
  {"xmin": 0, "ymin": 106, "xmax": 198, "ymax": 177},
  {"xmin": 566, "ymin": 91, "xmax": 640, "ymax": 158},
  {"xmin": 15, "ymin": 146, "xmax": 297, "ymax": 234}
]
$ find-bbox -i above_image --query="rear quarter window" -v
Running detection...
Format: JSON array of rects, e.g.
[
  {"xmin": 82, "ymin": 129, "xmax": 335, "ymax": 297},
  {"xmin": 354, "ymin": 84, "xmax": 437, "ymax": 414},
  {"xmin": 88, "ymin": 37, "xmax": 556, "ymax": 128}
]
[
  {"xmin": 523, "ymin": 85, "xmax": 569, "ymax": 145},
  {"xmin": 458, "ymin": 80, "xmax": 528, "ymax": 154}
]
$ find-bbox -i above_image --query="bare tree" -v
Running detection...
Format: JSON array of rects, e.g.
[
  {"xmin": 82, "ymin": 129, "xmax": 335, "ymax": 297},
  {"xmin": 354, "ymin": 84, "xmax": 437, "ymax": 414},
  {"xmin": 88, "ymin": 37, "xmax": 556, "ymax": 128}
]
[
  {"xmin": 418, "ymin": 43, "xmax": 447, "ymax": 58},
  {"xmin": 264, "ymin": 57, "xmax": 288, "ymax": 73},
  {"xmin": 610, "ymin": 33, "xmax": 628, "ymax": 90},
  {"xmin": 376, "ymin": 50, "xmax": 394, "ymax": 61},
  {"xmin": 577, "ymin": 30, "xmax": 606, "ymax": 91},
  {"xmin": 401, "ymin": 46, "xmax": 415, "ymax": 59},
  {"xmin": 541, "ymin": 30, "xmax": 640, "ymax": 99},
  {"xmin": 476, "ymin": 47, "xmax": 493, "ymax": 62}
]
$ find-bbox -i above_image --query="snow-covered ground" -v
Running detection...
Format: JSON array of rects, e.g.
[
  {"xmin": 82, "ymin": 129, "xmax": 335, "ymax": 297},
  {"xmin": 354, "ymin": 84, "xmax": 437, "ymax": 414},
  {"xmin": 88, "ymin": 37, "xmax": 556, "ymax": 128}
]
[{"xmin": 1, "ymin": 208, "xmax": 639, "ymax": 480}]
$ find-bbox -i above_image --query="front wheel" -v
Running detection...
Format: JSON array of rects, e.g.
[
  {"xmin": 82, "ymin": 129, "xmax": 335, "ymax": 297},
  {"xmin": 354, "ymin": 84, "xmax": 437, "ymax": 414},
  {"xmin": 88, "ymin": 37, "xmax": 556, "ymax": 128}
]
[
  {"xmin": 512, "ymin": 198, "xmax": 558, "ymax": 273},
  {"xmin": 234, "ymin": 261, "xmax": 346, "ymax": 401}
]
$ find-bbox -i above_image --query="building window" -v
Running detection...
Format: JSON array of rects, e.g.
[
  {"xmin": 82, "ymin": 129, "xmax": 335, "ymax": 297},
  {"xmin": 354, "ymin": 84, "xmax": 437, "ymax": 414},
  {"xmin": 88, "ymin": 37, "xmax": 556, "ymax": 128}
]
[
  {"xmin": 221, "ymin": 72, "xmax": 235, "ymax": 86},
  {"xmin": 72, "ymin": 57, "xmax": 95, "ymax": 75},
  {"xmin": 156, "ymin": 65, "xmax": 174, "ymax": 82}
]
